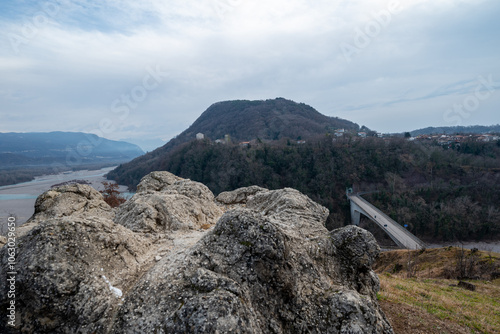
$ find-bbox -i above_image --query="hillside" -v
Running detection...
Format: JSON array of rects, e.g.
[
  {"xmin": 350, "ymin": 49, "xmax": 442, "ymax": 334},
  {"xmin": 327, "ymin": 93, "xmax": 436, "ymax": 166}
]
[
  {"xmin": 410, "ymin": 124, "xmax": 500, "ymax": 136},
  {"xmin": 181, "ymin": 98, "xmax": 359, "ymax": 142},
  {"xmin": 107, "ymin": 98, "xmax": 359, "ymax": 186},
  {"xmin": 0, "ymin": 132, "xmax": 144, "ymax": 186},
  {"xmin": 109, "ymin": 134, "xmax": 500, "ymax": 243},
  {"xmin": 0, "ymin": 132, "xmax": 144, "ymax": 165},
  {"xmin": 374, "ymin": 247, "xmax": 500, "ymax": 333}
]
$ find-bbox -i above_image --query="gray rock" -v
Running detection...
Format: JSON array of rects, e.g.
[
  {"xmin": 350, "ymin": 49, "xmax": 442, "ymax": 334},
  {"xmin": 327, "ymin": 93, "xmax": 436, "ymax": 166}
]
[
  {"xmin": 216, "ymin": 186, "xmax": 269, "ymax": 205},
  {"xmin": 115, "ymin": 173, "xmax": 222, "ymax": 233},
  {"xmin": 0, "ymin": 172, "xmax": 393, "ymax": 334},
  {"xmin": 330, "ymin": 225, "xmax": 382, "ymax": 299},
  {"xmin": 247, "ymin": 187, "xmax": 330, "ymax": 227},
  {"xmin": 0, "ymin": 216, "xmax": 150, "ymax": 334},
  {"xmin": 17, "ymin": 183, "xmax": 114, "ymax": 238},
  {"xmin": 111, "ymin": 190, "xmax": 392, "ymax": 333},
  {"xmin": 32, "ymin": 183, "xmax": 114, "ymax": 220},
  {"xmin": 136, "ymin": 171, "xmax": 183, "ymax": 193}
]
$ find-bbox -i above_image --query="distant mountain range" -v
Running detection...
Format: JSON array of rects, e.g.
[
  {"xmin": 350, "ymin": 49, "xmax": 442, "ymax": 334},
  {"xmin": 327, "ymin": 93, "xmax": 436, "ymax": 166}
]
[
  {"xmin": 107, "ymin": 98, "xmax": 359, "ymax": 187},
  {"xmin": 410, "ymin": 125, "xmax": 500, "ymax": 136},
  {"xmin": 0, "ymin": 132, "xmax": 144, "ymax": 168}
]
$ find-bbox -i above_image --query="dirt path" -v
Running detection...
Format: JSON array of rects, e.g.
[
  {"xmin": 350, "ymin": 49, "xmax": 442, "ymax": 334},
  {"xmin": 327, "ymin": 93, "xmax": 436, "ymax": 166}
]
[{"xmin": 380, "ymin": 301, "xmax": 472, "ymax": 334}]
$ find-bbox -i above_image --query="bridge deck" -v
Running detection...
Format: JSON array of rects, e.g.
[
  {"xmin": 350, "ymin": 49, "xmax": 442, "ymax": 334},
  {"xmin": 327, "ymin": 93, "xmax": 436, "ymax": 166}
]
[{"xmin": 349, "ymin": 194, "xmax": 425, "ymax": 250}]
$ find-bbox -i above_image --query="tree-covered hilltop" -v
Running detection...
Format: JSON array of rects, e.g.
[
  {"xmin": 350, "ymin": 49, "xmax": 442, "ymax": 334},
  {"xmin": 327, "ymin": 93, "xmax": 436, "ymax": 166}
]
[
  {"xmin": 182, "ymin": 98, "xmax": 359, "ymax": 142},
  {"xmin": 108, "ymin": 98, "xmax": 359, "ymax": 183},
  {"xmin": 109, "ymin": 135, "xmax": 500, "ymax": 243}
]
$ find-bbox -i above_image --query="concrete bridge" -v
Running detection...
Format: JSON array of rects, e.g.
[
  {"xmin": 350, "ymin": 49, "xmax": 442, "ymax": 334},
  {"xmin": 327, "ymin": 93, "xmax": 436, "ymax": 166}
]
[{"xmin": 347, "ymin": 190, "xmax": 425, "ymax": 250}]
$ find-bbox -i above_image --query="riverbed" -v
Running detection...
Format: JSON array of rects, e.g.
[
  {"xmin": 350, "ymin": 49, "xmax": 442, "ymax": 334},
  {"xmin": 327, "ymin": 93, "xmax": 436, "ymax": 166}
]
[{"xmin": 0, "ymin": 167, "xmax": 129, "ymax": 224}]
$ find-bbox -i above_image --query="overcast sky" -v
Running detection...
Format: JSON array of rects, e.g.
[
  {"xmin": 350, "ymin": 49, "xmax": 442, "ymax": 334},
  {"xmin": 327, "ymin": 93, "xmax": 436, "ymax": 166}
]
[{"xmin": 1, "ymin": 0, "xmax": 499, "ymax": 151}]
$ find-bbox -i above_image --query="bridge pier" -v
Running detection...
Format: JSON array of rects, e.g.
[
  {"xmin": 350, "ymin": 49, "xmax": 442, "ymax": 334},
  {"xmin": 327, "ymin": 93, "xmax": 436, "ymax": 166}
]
[{"xmin": 350, "ymin": 201, "xmax": 362, "ymax": 226}]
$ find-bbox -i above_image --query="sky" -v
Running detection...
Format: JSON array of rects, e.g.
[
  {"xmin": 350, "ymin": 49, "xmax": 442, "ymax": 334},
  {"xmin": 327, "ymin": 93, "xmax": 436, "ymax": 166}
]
[{"xmin": 1, "ymin": 0, "xmax": 499, "ymax": 151}]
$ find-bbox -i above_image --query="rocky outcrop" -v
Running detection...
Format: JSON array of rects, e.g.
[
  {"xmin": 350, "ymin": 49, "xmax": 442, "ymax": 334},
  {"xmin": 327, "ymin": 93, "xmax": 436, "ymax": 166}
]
[
  {"xmin": 16, "ymin": 183, "xmax": 114, "ymax": 238},
  {"xmin": 0, "ymin": 203, "xmax": 150, "ymax": 333},
  {"xmin": 135, "ymin": 171, "xmax": 182, "ymax": 193},
  {"xmin": 115, "ymin": 172, "xmax": 222, "ymax": 233},
  {"xmin": 32, "ymin": 183, "xmax": 114, "ymax": 221},
  {"xmin": 0, "ymin": 172, "xmax": 393, "ymax": 334},
  {"xmin": 216, "ymin": 185, "xmax": 269, "ymax": 205}
]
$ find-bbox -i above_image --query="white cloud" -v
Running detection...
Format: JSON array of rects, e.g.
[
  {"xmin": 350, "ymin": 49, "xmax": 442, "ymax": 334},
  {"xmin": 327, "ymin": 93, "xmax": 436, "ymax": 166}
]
[{"xmin": 0, "ymin": 0, "xmax": 499, "ymax": 148}]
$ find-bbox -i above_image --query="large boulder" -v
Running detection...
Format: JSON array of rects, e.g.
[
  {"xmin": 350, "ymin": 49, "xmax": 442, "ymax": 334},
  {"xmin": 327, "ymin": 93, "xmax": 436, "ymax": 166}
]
[
  {"xmin": 111, "ymin": 189, "xmax": 392, "ymax": 333},
  {"xmin": 32, "ymin": 183, "xmax": 114, "ymax": 220},
  {"xmin": 135, "ymin": 171, "xmax": 183, "ymax": 193},
  {"xmin": 115, "ymin": 172, "xmax": 222, "ymax": 233},
  {"xmin": 16, "ymin": 183, "xmax": 114, "ymax": 238},
  {"xmin": 0, "ymin": 216, "xmax": 150, "ymax": 333},
  {"xmin": 0, "ymin": 172, "xmax": 393, "ymax": 333},
  {"xmin": 246, "ymin": 187, "xmax": 329, "ymax": 226}
]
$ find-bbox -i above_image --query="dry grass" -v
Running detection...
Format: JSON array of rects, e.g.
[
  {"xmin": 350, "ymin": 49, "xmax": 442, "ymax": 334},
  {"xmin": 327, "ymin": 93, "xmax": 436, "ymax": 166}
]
[
  {"xmin": 375, "ymin": 247, "xmax": 500, "ymax": 333},
  {"xmin": 374, "ymin": 247, "xmax": 500, "ymax": 280},
  {"xmin": 378, "ymin": 274, "xmax": 500, "ymax": 333}
]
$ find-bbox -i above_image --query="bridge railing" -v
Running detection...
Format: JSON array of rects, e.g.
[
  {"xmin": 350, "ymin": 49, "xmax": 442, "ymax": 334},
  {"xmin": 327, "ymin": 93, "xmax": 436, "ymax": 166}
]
[{"xmin": 350, "ymin": 194, "xmax": 426, "ymax": 249}]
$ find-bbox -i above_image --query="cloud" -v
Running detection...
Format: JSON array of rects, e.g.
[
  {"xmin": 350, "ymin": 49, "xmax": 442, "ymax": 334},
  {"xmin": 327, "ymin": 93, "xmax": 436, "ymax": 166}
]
[{"xmin": 0, "ymin": 0, "xmax": 499, "ymax": 148}]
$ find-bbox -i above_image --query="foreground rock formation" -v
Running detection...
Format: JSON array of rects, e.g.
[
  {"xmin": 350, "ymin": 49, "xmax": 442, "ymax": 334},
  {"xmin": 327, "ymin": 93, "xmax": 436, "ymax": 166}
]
[{"xmin": 0, "ymin": 172, "xmax": 393, "ymax": 333}]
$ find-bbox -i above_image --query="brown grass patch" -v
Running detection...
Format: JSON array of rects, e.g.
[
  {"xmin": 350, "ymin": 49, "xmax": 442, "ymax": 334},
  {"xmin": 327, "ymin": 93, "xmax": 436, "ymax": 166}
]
[{"xmin": 376, "ymin": 247, "xmax": 500, "ymax": 333}]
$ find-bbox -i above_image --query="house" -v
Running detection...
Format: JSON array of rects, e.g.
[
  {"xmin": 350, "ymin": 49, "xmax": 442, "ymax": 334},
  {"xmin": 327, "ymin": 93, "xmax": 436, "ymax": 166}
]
[
  {"xmin": 239, "ymin": 141, "xmax": 251, "ymax": 147},
  {"xmin": 297, "ymin": 140, "xmax": 306, "ymax": 144},
  {"xmin": 334, "ymin": 129, "xmax": 345, "ymax": 137},
  {"xmin": 357, "ymin": 132, "xmax": 367, "ymax": 138},
  {"xmin": 196, "ymin": 133, "xmax": 204, "ymax": 140}
]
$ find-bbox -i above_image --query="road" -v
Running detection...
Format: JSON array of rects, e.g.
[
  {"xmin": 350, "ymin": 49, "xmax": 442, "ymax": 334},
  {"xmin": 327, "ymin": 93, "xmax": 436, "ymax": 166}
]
[{"xmin": 349, "ymin": 194, "xmax": 425, "ymax": 250}]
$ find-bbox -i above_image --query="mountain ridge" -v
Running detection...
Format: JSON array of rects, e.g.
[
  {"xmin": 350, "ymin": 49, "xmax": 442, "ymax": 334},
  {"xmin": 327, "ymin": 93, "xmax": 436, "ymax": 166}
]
[
  {"xmin": 0, "ymin": 131, "xmax": 144, "ymax": 167},
  {"xmin": 410, "ymin": 124, "xmax": 500, "ymax": 136},
  {"xmin": 0, "ymin": 131, "xmax": 144, "ymax": 186}
]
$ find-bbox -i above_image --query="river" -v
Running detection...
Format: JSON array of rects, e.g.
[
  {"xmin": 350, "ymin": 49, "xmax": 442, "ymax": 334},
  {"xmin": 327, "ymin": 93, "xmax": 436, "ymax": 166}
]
[{"xmin": 0, "ymin": 167, "xmax": 130, "ymax": 225}]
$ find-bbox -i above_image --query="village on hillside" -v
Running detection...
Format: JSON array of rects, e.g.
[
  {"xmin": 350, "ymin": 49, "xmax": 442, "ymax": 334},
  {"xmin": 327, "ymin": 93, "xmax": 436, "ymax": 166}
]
[{"xmin": 194, "ymin": 130, "xmax": 500, "ymax": 148}]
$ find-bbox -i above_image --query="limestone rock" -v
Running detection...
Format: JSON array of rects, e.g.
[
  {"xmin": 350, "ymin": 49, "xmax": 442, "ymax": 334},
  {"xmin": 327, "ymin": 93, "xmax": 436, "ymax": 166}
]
[
  {"xmin": 0, "ymin": 216, "xmax": 150, "ymax": 334},
  {"xmin": 115, "ymin": 172, "xmax": 222, "ymax": 233},
  {"xmin": 136, "ymin": 171, "xmax": 183, "ymax": 193},
  {"xmin": 0, "ymin": 171, "xmax": 393, "ymax": 334},
  {"xmin": 330, "ymin": 225, "xmax": 382, "ymax": 299},
  {"xmin": 246, "ymin": 187, "xmax": 329, "ymax": 227},
  {"xmin": 17, "ymin": 183, "xmax": 114, "ymax": 238},
  {"xmin": 111, "ymin": 190, "xmax": 392, "ymax": 333},
  {"xmin": 216, "ymin": 186, "xmax": 269, "ymax": 205},
  {"xmin": 32, "ymin": 183, "xmax": 114, "ymax": 220}
]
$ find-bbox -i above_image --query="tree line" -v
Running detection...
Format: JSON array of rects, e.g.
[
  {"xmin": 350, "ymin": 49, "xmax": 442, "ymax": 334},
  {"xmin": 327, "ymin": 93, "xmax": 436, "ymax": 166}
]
[{"xmin": 108, "ymin": 135, "xmax": 500, "ymax": 242}]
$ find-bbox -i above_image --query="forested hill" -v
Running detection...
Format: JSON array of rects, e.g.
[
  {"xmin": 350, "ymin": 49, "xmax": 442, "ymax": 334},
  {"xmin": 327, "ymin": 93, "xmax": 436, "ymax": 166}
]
[
  {"xmin": 108, "ymin": 135, "xmax": 500, "ymax": 243},
  {"xmin": 107, "ymin": 98, "xmax": 359, "ymax": 185},
  {"xmin": 411, "ymin": 125, "xmax": 500, "ymax": 136},
  {"xmin": 182, "ymin": 98, "xmax": 359, "ymax": 142}
]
